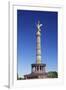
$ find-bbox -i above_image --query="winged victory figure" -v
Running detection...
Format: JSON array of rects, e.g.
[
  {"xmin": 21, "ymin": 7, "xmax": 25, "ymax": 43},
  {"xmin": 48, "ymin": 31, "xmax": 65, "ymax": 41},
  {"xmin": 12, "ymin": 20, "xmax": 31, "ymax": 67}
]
[{"xmin": 37, "ymin": 20, "xmax": 43, "ymax": 32}]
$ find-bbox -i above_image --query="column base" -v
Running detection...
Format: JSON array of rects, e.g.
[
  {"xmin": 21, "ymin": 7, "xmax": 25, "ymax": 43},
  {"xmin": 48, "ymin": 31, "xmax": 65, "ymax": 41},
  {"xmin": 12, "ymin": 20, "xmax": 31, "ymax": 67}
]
[{"xmin": 24, "ymin": 63, "xmax": 48, "ymax": 79}]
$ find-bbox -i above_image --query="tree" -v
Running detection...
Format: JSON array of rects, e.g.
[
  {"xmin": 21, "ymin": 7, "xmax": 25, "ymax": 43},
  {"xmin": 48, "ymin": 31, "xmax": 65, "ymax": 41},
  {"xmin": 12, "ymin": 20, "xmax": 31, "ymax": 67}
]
[{"xmin": 47, "ymin": 71, "xmax": 58, "ymax": 78}]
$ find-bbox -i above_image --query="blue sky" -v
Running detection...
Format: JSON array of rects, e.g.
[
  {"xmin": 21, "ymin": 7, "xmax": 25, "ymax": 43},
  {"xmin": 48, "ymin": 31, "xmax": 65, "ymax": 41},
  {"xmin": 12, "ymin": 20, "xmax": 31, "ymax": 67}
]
[{"xmin": 17, "ymin": 10, "xmax": 58, "ymax": 77}]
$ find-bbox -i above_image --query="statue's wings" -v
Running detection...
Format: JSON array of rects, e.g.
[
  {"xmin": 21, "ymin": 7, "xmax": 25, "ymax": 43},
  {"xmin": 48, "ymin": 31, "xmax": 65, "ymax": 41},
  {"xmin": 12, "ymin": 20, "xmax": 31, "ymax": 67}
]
[
  {"xmin": 39, "ymin": 24, "xmax": 42, "ymax": 27},
  {"xmin": 36, "ymin": 22, "xmax": 43, "ymax": 32}
]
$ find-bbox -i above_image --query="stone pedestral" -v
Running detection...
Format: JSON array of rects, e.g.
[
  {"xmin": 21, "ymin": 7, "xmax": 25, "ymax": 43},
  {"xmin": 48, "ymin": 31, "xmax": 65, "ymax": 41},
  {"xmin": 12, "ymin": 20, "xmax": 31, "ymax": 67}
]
[
  {"xmin": 24, "ymin": 63, "xmax": 47, "ymax": 79},
  {"xmin": 31, "ymin": 64, "xmax": 46, "ymax": 73}
]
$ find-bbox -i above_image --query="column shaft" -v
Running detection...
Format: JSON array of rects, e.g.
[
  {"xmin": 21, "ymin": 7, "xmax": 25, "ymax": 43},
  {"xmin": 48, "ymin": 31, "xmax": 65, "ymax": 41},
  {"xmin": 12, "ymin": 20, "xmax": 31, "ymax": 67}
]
[{"xmin": 36, "ymin": 31, "xmax": 41, "ymax": 64}]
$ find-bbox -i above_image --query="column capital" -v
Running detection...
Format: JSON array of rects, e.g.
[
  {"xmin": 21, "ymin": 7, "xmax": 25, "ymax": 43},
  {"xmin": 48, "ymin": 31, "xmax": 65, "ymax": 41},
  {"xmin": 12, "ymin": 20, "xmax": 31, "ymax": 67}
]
[{"xmin": 36, "ymin": 31, "xmax": 41, "ymax": 36}]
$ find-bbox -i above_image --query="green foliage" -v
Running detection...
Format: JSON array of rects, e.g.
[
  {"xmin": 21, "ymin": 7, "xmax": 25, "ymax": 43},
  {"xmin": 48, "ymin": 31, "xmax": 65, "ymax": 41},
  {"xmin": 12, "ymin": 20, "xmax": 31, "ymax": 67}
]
[
  {"xmin": 17, "ymin": 73, "xmax": 25, "ymax": 80},
  {"xmin": 48, "ymin": 71, "xmax": 58, "ymax": 78}
]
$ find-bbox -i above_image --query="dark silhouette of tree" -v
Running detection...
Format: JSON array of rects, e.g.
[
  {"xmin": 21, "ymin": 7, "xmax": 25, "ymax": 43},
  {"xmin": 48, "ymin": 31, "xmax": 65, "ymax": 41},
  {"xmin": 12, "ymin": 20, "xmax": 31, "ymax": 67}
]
[{"xmin": 48, "ymin": 71, "xmax": 58, "ymax": 78}]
